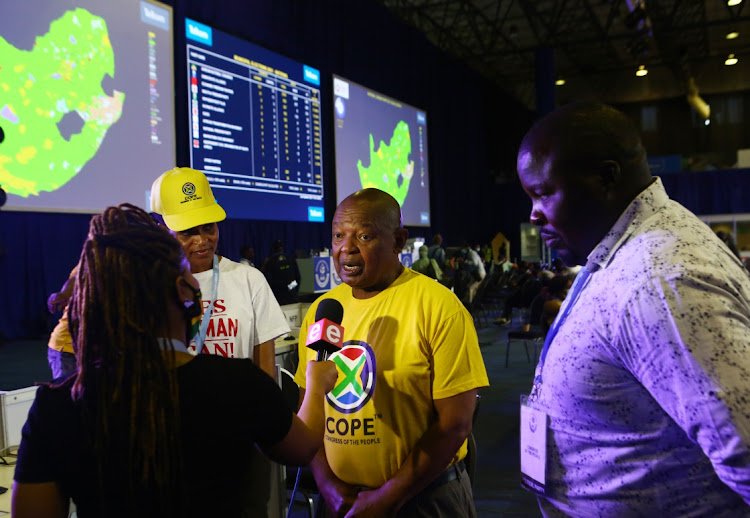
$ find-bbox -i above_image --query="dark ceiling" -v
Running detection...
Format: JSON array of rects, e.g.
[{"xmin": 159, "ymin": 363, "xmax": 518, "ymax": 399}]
[{"xmin": 376, "ymin": 0, "xmax": 750, "ymax": 111}]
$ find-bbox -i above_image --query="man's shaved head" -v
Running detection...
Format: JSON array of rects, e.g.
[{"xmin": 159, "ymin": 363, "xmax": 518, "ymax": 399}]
[
  {"xmin": 338, "ymin": 188, "xmax": 403, "ymax": 231},
  {"xmin": 333, "ymin": 188, "xmax": 408, "ymax": 299},
  {"xmin": 517, "ymin": 102, "xmax": 654, "ymax": 266}
]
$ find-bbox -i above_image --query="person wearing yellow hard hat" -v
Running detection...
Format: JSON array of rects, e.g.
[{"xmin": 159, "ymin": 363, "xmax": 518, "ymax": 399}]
[{"xmin": 149, "ymin": 167, "xmax": 289, "ymax": 379}]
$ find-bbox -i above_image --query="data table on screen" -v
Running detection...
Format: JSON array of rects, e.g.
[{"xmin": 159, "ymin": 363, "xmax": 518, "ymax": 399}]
[{"xmin": 187, "ymin": 43, "xmax": 323, "ymax": 199}]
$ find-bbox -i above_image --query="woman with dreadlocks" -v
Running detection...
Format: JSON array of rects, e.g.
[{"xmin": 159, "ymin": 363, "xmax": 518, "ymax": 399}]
[{"xmin": 11, "ymin": 204, "xmax": 337, "ymax": 518}]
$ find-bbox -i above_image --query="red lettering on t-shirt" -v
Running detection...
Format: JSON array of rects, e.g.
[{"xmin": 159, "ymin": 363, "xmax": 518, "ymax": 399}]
[
  {"xmin": 213, "ymin": 341, "xmax": 234, "ymax": 358},
  {"xmin": 228, "ymin": 318, "xmax": 238, "ymax": 336},
  {"xmin": 205, "ymin": 318, "xmax": 216, "ymax": 337},
  {"xmin": 216, "ymin": 318, "xmax": 228, "ymax": 337}
]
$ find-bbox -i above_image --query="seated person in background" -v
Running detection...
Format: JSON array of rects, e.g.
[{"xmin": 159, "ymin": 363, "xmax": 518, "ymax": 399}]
[
  {"xmin": 239, "ymin": 244, "xmax": 256, "ymax": 267},
  {"xmin": 411, "ymin": 244, "xmax": 442, "ymax": 281},
  {"xmin": 540, "ymin": 275, "xmax": 571, "ymax": 333},
  {"xmin": 11, "ymin": 204, "xmax": 338, "ymax": 518},
  {"xmin": 295, "ymin": 188, "xmax": 489, "ymax": 517},
  {"xmin": 262, "ymin": 239, "xmax": 302, "ymax": 305},
  {"xmin": 462, "ymin": 242, "xmax": 486, "ymax": 304}
]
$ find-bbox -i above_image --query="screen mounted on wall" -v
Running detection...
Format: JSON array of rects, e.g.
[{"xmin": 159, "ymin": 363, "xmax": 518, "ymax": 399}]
[
  {"xmin": 0, "ymin": 0, "xmax": 175, "ymax": 213},
  {"xmin": 186, "ymin": 18, "xmax": 325, "ymax": 223},
  {"xmin": 332, "ymin": 75, "xmax": 430, "ymax": 227}
]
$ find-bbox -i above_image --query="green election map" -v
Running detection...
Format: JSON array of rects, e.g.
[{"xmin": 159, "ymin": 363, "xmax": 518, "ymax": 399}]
[
  {"xmin": 356, "ymin": 120, "xmax": 414, "ymax": 205},
  {"xmin": 0, "ymin": 9, "xmax": 125, "ymax": 197}
]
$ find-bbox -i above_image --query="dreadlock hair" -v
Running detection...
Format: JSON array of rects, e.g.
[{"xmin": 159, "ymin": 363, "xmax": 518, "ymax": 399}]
[{"xmin": 67, "ymin": 203, "xmax": 188, "ymax": 517}]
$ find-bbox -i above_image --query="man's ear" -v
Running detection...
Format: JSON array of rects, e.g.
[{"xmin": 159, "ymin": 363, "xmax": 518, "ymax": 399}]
[
  {"xmin": 597, "ymin": 160, "xmax": 620, "ymax": 189},
  {"xmin": 394, "ymin": 228, "xmax": 409, "ymax": 253}
]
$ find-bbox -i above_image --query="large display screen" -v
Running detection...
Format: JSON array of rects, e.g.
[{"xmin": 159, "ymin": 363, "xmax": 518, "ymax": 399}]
[
  {"xmin": 0, "ymin": 0, "xmax": 175, "ymax": 213},
  {"xmin": 186, "ymin": 18, "xmax": 325, "ymax": 223},
  {"xmin": 333, "ymin": 75, "xmax": 430, "ymax": 227}
]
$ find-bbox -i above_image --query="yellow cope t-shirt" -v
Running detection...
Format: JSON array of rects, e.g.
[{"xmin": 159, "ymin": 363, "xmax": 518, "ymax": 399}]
[{"xmin": 294, "ymin": 268, "xmax": 489, "ymax": 489}]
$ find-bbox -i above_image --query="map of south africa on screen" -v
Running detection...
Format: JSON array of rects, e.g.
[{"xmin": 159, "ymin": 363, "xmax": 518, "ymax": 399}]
[
  {"xmin": 356, "ymin": 120, "xmax": 414, "ymax": 206},
  {"xmin": 0, "ymin": 8, "xmax": 124, "ymax": 197}
]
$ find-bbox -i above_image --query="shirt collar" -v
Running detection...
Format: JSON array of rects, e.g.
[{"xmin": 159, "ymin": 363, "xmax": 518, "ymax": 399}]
[{"xmin": 585, "ymin": 177, "xmax": 668, "ymax": 271}]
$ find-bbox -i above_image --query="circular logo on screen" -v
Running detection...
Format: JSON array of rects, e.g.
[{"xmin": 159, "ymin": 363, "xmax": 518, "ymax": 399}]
[
  {"xmin": 335, "ymin": 97, "xmax": 346, "ymax": 119},
  {"xmin": 182, "ymin": 182, "xmax": 196, "ymax": 195},
  {"xmin": 401, "ymin": 254, "xmax": 413, "ymax": 267},
  {"xmin": 315, "ymin": 259, "xmax": 330, "ymax": 287},
  {"xmin": 331, "ymin": 264, "xmax": 342, "ymax": 286},
  {"xmin": 327, "ymin": 341, "xmax": 376, "ymax": 414}
]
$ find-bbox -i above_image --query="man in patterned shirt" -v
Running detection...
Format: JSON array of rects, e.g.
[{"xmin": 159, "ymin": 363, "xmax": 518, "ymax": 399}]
[{"xmin": 517, "ymin": 101, "xmax": 750, "ymax": 516}]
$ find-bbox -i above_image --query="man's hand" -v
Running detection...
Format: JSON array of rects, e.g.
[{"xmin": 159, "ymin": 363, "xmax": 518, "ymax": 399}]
[
  {"xmin": 318, "ymin": 476, "xmax": 359, "ymax": 518},
  {"xmin": 46, "ymin": 292, "xmax": 67, "ymax": 313},
  {"xmin": 344, "ymin": 488, "xmax": 398, "ymax": 518}
]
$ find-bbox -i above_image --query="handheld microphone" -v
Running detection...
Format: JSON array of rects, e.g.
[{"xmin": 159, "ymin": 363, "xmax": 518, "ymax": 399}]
[{"xmin": 305, "ymin": 298, "xmax": 344, "ymax": 361}]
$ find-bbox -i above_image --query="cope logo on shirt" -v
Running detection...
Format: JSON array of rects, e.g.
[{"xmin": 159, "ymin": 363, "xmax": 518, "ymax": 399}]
[{"xmin": 327, "ymin": 341, "xmax": 376, "ymax": 414}]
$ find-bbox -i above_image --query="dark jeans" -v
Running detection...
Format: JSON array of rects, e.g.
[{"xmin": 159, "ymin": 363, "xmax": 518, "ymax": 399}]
[
  {"xmin": 47, "ymin": 348, "xmax": 76, "ymax": 380},
  {"xmin": 317, "ymin": 464, "xmax": 476, "ymax": 518}
]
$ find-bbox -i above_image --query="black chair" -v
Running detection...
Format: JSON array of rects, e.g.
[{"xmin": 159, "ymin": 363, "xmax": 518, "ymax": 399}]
[{"xmin": 505, "ymin": 294, "xmax": 546, "ymax": 367}]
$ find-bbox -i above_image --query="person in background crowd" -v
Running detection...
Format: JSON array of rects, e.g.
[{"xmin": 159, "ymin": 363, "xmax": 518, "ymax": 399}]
[
  {"xmin": 427, "ymin": 233, "xmax": 447, "ymax": 270},
  {"xmin": 239, "ymin": 245, "xmax": 256, "ymax": 267},
  {"xmin": 12, "ymin": 204, "xmax": 338, "ymax": 518},
  {"xmin": 517, "ymin": 101, "xmax": 750, "ymax": 516},
  {"xmin": 46, "ymin": 266, "xmax": 78, "ymax": 380},
  {"xmin": 411, "ymin": 244, "xmax": 442, "ymax": 281},
  {"xmin": 461, "ymin": 242, "xmax": 486, "ymax": 304},
  {"xmin": 262, "ymin": 239, "xmax": 301, "ymax": 305}
]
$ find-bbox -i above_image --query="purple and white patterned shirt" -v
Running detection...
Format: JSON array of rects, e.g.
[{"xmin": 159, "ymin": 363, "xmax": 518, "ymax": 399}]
[{"xmin": 533, "ymin": 177, "xmax": 750, "ymax": 517}]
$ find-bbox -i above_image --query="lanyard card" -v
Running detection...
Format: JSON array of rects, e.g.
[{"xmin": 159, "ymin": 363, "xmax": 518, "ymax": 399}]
[{"xmin": 520, "ymin": 394, "xmax": 547, "ymax": 495}]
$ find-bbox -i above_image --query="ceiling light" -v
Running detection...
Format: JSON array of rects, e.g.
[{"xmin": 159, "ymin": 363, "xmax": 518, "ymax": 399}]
[
  {"xmin": 636, "ymin": 65, "xmax": 648, "ymax": 77},
  {"xmin": 727, "ymin": 0, "xmax": 742, "ymax": 6},
  {"xmin": 555, "ymin": 79, "xmax": 566, "ymax": 86},
  {"xmin": 705, "ymin": 119, "xmax": 711, "ymax": 126},
  {"xmin": 725, "ymin": 54, "xmax": 739, "ymax": 65},
  {"xmin": 726, "ymin": 31, "xmax": 739, "ymax": 39}
]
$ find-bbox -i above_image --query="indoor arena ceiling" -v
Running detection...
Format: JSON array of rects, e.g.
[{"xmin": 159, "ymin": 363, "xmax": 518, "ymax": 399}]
[{"xmin": 376, "ymin": 0, "xmax": 750, "ymax": 110}]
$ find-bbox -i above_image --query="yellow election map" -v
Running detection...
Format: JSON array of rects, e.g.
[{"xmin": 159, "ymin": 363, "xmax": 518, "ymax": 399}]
[
  {"xmin": 0, "ymin": 9, "xmax": 124, "ymax": 197},
  {"xmin": 356, "ymin": 120, "xmax": 414, "ymax": 205}
]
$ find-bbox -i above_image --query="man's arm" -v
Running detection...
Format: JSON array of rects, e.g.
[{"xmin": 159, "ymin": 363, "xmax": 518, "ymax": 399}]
[
  {"xmin": 47, "ymin": 269, "xmax": 76, "ymax": 313},
  {"xmin": 293, "ymin": 385, "xmax": 359, "ymax": 518},
  {"xmin": 11, "ymin": 482, "xmax": 68, "ymax": 518},
  {"xmin": 253, "ymin": 339, "xmax": 277, "ymax": 380},
  {"xmin": 622, "ymin": 273, "xmax": 750, "ymax": 502},
  {"xmin": 343, "ymin": 389, "xmax": 477, "ymax": 518}
]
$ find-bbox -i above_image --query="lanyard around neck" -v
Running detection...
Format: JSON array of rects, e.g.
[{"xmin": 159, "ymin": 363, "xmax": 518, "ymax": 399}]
[
  {"xmin": 532, "ymin": 267, "xmax": 592, "ymax": 398},
  {"xmin": 194, "ymin": 254, "xmax": 220, "ymax": 355}
]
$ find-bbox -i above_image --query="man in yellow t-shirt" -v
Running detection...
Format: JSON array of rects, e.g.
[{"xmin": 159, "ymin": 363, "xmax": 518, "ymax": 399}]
[{"xmin": 294, "ymin": 189, "xmax": 489, "ymax": 517}]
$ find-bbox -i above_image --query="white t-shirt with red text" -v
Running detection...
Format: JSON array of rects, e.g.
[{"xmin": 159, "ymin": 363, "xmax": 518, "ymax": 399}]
[{"xmin": 190, "ymin": 257, "xmax": 290, "ymax": 359}]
